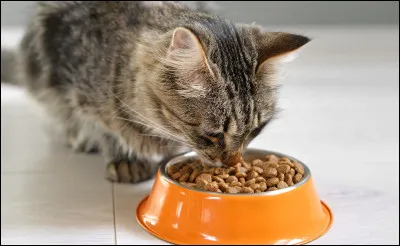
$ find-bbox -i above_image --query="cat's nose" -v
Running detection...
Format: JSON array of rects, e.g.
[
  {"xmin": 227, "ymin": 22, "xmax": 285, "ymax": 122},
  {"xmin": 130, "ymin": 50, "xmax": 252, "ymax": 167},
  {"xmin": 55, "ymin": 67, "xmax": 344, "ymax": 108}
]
[{"xmin": 221, "ymin": 151, "xmax": 243, "ymax": 167}]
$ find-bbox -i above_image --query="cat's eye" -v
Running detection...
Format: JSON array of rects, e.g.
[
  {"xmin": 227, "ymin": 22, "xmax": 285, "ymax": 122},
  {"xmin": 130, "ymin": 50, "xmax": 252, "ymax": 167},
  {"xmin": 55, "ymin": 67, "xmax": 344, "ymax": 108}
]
[
  {"xmin": 198, "ymin": 132, "xmax": 225, "ymax": 148},
  {"xmin": 223, "ymin": 118, "xmax": 231, "ymax": 132},
  {"xmin": 198, "ymin": 136, "xmax": 214, "ymax": 146}
]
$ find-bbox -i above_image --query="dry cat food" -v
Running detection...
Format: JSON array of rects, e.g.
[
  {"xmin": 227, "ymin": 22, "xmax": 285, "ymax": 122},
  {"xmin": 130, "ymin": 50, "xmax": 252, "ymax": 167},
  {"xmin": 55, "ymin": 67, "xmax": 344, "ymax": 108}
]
[{"xmin": 167, "ymin": 154, "xmax": 305, "ymax": 194}]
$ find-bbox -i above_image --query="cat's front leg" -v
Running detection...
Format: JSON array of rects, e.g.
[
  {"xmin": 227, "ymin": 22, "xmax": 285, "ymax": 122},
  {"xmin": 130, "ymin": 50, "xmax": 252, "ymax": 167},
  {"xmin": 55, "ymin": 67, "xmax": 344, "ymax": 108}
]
[
  {"xmin": 66, "ymin": 127, "xmax": 101, "ymax": 155},
  {"xmin": 101, "ymin": 133, "xmax": 165, "ymax": 184},
  {"xmin": 106, "ymin": 156, "xmax": 159, "ymax": 183},
  {"xmin": 101, "ymin": 131, "xmax": 189, "ymax": 183}
]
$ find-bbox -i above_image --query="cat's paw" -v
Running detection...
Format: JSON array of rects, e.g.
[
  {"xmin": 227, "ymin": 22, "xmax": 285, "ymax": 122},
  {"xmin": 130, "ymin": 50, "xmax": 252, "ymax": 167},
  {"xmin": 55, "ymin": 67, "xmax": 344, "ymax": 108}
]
[
  {"xmin": 105, "ymin": 159, "xmax": 156, "ymax": 184},
  {"xmin": 67, "ymin": 131, "xmax": 100, "ymax": 155}
]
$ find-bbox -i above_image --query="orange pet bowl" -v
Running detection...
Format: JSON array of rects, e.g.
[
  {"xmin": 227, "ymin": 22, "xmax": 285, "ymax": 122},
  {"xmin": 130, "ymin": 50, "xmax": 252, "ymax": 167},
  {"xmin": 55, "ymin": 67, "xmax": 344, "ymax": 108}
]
[{"xmin": 136, "ymin": 149, "xmax": 333, "ymax": 245}]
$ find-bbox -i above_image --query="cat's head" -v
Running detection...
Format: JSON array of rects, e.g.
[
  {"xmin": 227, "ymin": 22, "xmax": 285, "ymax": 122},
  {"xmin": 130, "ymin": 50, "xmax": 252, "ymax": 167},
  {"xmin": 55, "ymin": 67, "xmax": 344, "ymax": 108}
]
[{"xmin": 145, "ymin": 20, "xmax": 310, "ymax": 166}]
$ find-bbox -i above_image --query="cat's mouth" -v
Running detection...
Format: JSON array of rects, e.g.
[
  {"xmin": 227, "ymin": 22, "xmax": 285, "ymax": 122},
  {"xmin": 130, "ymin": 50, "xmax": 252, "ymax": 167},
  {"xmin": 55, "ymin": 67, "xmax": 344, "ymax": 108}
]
[
  {"xmin": 191, "ymin": 150, "xmax": 223, "ymax": 167},
  {"xmin": 197, "ymin": 154, "xmax": 243, "ymax": 168}
]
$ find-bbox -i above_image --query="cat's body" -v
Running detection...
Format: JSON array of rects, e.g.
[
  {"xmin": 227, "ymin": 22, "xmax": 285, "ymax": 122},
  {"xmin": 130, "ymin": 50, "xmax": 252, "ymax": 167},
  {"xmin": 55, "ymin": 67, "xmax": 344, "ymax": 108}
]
[{"xmin": 1, "ymin": 1, "xmax": 310, "ymax": 183}]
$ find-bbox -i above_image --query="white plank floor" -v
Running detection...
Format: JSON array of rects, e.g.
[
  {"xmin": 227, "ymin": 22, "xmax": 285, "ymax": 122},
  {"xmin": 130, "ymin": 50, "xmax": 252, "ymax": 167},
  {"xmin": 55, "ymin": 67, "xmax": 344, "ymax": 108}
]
[{"xmin": 1, "ymin": 26, "xmax": 399, "ymax": 245}]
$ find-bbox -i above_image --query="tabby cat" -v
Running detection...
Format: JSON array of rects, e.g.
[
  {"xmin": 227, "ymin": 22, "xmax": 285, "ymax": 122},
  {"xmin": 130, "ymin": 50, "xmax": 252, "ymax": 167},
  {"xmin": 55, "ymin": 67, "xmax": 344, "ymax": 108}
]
[{"xmin": 1, "ymin": 1, "xmax": 310, "ymax": 183}]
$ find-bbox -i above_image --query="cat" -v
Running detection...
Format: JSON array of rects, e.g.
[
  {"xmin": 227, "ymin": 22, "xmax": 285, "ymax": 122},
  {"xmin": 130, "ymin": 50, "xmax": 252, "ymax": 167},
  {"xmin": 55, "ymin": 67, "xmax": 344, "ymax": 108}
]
[{"xmin": 1, "ymin": 1, "xmax": 310, "ymax": 184}]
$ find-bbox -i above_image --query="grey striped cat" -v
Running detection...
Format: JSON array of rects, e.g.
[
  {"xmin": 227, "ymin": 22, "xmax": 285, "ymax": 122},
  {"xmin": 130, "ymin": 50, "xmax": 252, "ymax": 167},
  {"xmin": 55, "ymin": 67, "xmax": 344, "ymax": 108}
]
[{"xmin": 1, "ymin": 1, "xmax": 310, "ymax": 183}]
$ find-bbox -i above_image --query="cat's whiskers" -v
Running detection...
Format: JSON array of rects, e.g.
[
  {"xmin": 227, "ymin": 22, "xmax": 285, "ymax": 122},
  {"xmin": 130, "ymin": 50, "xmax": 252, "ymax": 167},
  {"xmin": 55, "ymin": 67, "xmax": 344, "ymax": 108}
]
[
  {"xmin": 140, "ymin": 133, "xmax": 194, "ymax": 148},
  {"xmin": 112, "ymin": 105, "xmax": 173, "ymax": 137},
  {"xmin": 114, "ymin": 95, "xmax": 180, "ymax": 138},
  {"xmin": 118, "ymin": 114, "xmax": 186, "ymax": 144},
  {"xmin": 115, "ymin": 116, "xmax": 192, "ymax": 147},
  {"xmin": 160, "ymin": 144, "xmax": 187, "ymax": 149},
  {"xmin": 113, "ymin": 106, "xmax": 195, "ymax": 153},
  {"xmin": 115, "ymin": 115, "xmax": 178, "ymax": 140},
  {"xmin": 112, "ymin": 96, "xmax": 184, "ymax": 142}
]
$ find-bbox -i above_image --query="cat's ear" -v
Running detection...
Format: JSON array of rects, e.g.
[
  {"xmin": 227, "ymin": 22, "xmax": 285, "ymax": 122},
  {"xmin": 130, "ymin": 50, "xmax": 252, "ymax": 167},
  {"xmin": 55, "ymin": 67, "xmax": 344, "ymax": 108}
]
[
  {"xmin": 164, "ymin": 27, "xmax": 215, "ymax": 97},
  {"xmin": 255, "ymin": 31, "xmax": 310, "ymax": 73},
  {"xmin": 170, "ymin": 27, "xmax": 201, "ymax": 52},
  {"xmin": 167, "ymin": 27, "xmax": 213, "ymax": 74}
]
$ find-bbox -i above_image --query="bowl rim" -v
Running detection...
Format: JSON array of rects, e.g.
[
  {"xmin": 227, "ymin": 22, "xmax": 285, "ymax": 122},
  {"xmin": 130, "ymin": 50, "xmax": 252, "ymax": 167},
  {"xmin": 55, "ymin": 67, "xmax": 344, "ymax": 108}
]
[{"xmin": 159, "ymin": 148, "xmax": 311, "ymax": 196}]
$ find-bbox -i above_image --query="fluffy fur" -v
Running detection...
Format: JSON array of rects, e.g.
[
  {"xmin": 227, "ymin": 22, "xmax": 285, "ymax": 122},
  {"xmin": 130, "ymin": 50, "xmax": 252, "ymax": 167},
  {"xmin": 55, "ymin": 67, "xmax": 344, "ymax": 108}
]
[{"xmin": 1, "ymin": 1, "xmax": 310, "ymax": 183}]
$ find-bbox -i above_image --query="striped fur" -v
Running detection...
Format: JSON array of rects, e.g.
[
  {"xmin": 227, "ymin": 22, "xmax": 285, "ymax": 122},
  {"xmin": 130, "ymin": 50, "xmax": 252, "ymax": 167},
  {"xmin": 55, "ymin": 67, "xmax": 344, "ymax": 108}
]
[{"xmin": 1, "ymin": 1, "xmax": 310, "ymax": 183}]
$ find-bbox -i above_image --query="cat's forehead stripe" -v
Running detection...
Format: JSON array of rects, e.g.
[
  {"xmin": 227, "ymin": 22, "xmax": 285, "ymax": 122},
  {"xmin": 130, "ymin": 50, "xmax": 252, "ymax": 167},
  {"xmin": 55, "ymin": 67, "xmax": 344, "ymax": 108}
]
[{"xmin": 195, "ymin": 18, "xmax": 255, "ymax": 129}]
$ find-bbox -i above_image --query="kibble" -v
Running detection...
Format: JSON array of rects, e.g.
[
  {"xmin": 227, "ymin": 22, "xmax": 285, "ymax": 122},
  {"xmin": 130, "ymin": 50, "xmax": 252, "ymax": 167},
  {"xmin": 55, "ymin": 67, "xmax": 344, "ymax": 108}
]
[
  {"xmin": 204, "ymin": 182, "xmax": 219, "ymax": 192},
  {"xmin": 240, "ymin": 187, "xmax": 255, "ymax": 193},
  {"xmin": 196, "ymin": 173, "xmax": 212, "ymax": 183},
  {"xmin": 293, "ymin": 162, "xmax": 305, "ymax": 175},
  {"xmin": 214, "ymin": 167, "xmax": 224, "ymax": 175},
  {"xmin": 278, "ymin": 173, "xmax": 285, "ymax": 181},
  {"xmin": 259, "ymin": 182, "xmax": 267, "ymax": 191},
  {"xmin": 279, "ymin": 157, "xmax": 294, "ymax": 167},
  {"xmin": 293, "ymin": 173, "xmax": 303, "ymax": 184},
  {"xmin": 179, "ymin": 173, "xmax": 190, "ymax": 182},
  {"xmin": 219, "ymin": 182, "xmax": 230, "ymax": 191},
  {"xmin": 180, "ymin": 165, "xmax": 193, "ymax": 174},
  {"xmin": 171, "ymin": 172, "xmax": 182, "ymax": 180},
  {"xmin": 267, "ymin": 163, "xmax": 279, "ymax": 168},
  {"xmin": 212, "ymin": 176, "xmax": 224, "ymax": 183},
  {"xmin": 195, "ymin": 178, "xmax": 208, "ymax": 189},
  {"xmin": 251, "ymin": 166, "xmax": 264, "ymax": 174},
  {"xmin": 266, "ymin": 177, "xmax": 279, "ymax": 187},
  {"xmin": 247, "ymin": 170, "xmax": 259, "ymax": 180},
  {"xmin": 277, "ymin": 165, "xmax": 290, "ymax": 174},
  {"xmin": 231, "ymin": 181, "xmax": 243, "ymax": 187},
  {"xmin": 244, "ymin": 178, "xmax": 256, "ymax": 187},
  {"xmin": 252, "ymin": 159, "xmax": 264, "ymax": 167},
  {"xmin": 225, "ymin": 176, "xmax": 238, "ymax": 183},
  {"xmin": 285, "ymin": 174, "xmax": 294, "ymax": 186},
  {"xmin": 167, "ymin": 164, "xmax": 180, "ymax": 176},
  {"xmin": 217, "ymin": 173, "xmax": 230, "ymax": 179},
  {"xmin": 277, "ymin": 181, "xmax": 289, "ymax": 189},
  {"xmin": 255, "ymin": 177, "xmax": 266, "ymax": 183},
  {"xmin": 249, "ymin": 183, "xmax": 260, "ymax": 190},
  {"xmin": 235, "ymin": 172, "xmax": 247, "ymax": 178},
  {"xmin": 227, "ymin": 187, "xmax": 239, "ymax": 194},
  {"xmin": 263, "ymin": 167, "xmax": 278, "ymax": 178},
  {"xmin": 207, "ymin": 167, "xmax": 216, "ymax": 174},
  {"xmin": 169, "ymin": 154, "xmax": 305, "ymax": 194},
  {"xmin": 189, "ymin": 168, "xmax": 201, "ymax": 182},
  {"xmin": 266, "ymin": 154, "xmax": 280, "ymax": 163}
]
